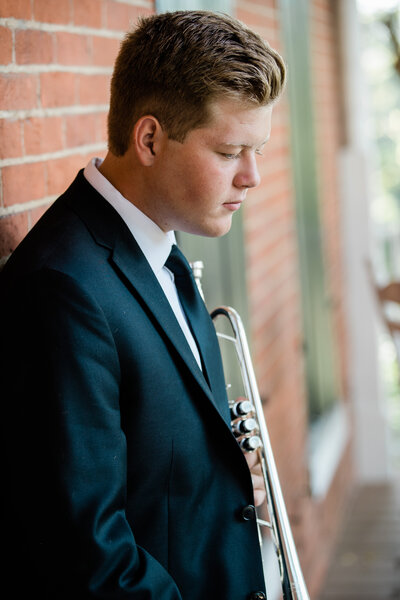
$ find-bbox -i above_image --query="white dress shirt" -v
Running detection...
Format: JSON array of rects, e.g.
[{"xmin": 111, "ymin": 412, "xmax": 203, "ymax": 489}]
[{"xmin": 84, "ymin": 157, "xmax": 202, "ymax": 369}]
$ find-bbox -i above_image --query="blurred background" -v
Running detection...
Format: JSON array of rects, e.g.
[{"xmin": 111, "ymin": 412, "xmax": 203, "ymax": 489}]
[
  {"xmin": 359, "ymin": 0, "xmax": 400, "ymax": 475},
  {"xmin": 0, "ymin": 0, "xmax": 399, "ymax": 597}
]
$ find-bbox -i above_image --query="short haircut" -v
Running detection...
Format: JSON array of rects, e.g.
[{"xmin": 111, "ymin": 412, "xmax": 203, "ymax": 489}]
[{"xmin": 108, "ymin": 10, "xmax": 286, "ymax": 156}]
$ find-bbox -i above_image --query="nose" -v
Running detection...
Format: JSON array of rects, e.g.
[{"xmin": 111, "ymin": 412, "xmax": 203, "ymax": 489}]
[{"xmin": 233, "ymin": 154, "xmax": 261, "ymax": 189}]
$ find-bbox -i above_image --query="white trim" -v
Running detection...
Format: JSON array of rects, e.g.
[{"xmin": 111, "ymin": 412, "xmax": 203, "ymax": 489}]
[
  {"xmin": 337, "ymin": 0, "xmax": 390, "ymax": 482},
  {"xmin": 308, "ymin": 403, "xmax": 349, "ymax": 499}
]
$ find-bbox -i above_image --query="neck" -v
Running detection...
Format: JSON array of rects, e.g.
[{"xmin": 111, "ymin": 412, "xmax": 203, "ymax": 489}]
[
  {"xmin": 98, "ymin": 152, "xmax": 132, "ymax": 198},
  {"xmin": 98, "ymin": 151, "xmax": 169, "ymax": 232}
]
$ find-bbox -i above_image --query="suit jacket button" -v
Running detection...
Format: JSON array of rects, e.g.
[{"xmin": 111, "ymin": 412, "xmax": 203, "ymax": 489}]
[
  {"xmin": 249, "ymin": 593, "xmax": 266, "ymax": 600},
  {"xmin": 241, "ymin": 504, "xmax": 256, "ymax": 521}
]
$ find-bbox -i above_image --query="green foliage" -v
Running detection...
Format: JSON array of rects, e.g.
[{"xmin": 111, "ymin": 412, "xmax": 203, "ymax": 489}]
[{"xmin": 359, "ymin": 3, "xmax": 400, "ymax": 229}]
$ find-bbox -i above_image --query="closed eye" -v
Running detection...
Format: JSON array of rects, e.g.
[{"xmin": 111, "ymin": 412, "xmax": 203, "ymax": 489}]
[
  {"xmin": 220, "ymin": 152, "xmax": 241, "ymax": 160},
  {"xmin": 220, "ymin": 148, "xmax": 264, "ymax": 160}
]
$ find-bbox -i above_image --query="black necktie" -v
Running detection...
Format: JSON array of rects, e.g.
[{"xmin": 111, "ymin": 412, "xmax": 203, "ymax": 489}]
[
  {"xmin": 165, "ymin": 244, "xmax": 213, "ymax": 374},
  {"xmin": 165, "ymin": 244, "xmax": 231, "ymax": 423}
]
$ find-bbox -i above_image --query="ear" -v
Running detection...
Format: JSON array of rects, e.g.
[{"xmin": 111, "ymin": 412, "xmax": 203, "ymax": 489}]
[{"xmin": 132, "ymin": 115, "xmax": 164, "ymax": 166}]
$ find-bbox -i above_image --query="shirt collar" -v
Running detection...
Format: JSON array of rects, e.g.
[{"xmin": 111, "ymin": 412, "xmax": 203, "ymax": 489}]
[{"xmin": 84, "ymin": 158, "xmax": 176, "ymax": 275}]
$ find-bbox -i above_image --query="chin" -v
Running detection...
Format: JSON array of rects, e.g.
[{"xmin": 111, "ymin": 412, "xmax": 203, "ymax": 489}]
[
  {"xmin": 208, "ymin": 227, "xmax": 231, "ymax": 238},
  {"xmin": 178, "ymin": 216, "xmax": 233, "ymax": 238},
  {"xmin": 199, "ymin": 218, "xmax": 233, "ymax": 238}
]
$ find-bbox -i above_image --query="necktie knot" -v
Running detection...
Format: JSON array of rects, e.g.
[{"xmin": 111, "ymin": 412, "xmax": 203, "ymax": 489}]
[{"xmin": 165, "ymin": 244, "xmax": 193, "ymax": 281}]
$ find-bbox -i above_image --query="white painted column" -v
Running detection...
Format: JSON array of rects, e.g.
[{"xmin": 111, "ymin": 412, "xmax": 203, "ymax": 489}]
[{"xmin": 338, "ymin": 0, "xmax": 390, "ymax": 482}]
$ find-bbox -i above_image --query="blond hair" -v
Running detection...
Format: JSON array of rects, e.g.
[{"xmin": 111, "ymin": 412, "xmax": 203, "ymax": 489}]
[{"xmin": 108, "ymin": 10, "xmax": 286, "ymax": 156}]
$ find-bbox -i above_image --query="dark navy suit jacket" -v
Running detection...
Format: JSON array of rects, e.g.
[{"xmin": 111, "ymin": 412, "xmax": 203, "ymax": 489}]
[{"xmin": 0, "ymin": 171, "xmax": 266, "ymax": 599}]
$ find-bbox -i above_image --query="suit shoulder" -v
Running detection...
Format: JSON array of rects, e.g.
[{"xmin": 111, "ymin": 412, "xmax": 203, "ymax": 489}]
[{"xmin": 2, "ymin": 170, "xmax": 123, "ymax": 282}]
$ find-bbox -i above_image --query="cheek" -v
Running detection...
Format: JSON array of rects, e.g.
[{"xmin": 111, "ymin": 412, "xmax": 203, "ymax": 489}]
[
  {"xmin": 183, "ymin": 167, "xmax": 213, "ymax": 199},
  {"xmin": 204, "ymin": 171, "xmax": 232, "ymax": 203},
  {"xmin": 173, "ymin": 153, "xmax": 233, "ymax": 205},
  {"xmin": 192, "ymin": 163, "xmax": 230, "ymax": 195}
]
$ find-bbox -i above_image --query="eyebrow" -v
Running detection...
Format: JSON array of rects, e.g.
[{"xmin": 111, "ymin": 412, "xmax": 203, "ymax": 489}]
[{"xmin": 222, "ymin": 135, "xmax": 270, "ymax": 149}]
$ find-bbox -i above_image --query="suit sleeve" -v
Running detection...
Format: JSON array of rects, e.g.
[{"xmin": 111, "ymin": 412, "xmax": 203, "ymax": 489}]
[{"xmin": 8, "ymin": 267, "xmax": 182, "ymax": 599}]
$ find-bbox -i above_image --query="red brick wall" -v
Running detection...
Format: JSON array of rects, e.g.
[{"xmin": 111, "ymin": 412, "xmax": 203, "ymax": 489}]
[
  {"xmin": 236, "ymin": 1, "xmax": 353, "ymax": 598},
  {"xmin": 0, "ymin": 1, "xmax": 353, "ymax": 598},
  {"xmin": 236, "ymin": 0, "xmax": 313, "ymax": 588},
  {"xmin": 0, "ymin": 0, "xmax": 152, "ymax": 266}
]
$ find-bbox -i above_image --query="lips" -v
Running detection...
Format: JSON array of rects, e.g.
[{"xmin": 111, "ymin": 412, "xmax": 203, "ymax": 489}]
[{"xmin": 223, "ymin": 201, "xmax": 242, "ymax": 211}]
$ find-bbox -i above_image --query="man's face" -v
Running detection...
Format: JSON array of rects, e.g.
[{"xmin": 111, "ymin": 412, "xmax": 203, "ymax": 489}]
[{"xmin": 146, "ymin": 98, "xmax": 273, "ymax": 237}]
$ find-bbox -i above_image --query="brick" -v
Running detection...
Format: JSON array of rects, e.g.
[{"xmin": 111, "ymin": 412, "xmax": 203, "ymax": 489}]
[
  {"xmin": 105, "ymin": 1, "xmax": 152, "ymax": 31},
  {"xmin": 236, "ymin": 8, "xmax": 277, "ymax": 35},
  {"xmin": 33, "ymin": 0, "xmax": 71, "ymax": 24},
  {"xmin": 40, "ymin": 72, "xmax": 77, "ymax": 108},
  {"xmin": 0, "ymin": 212, "xmax": 29, "ymax": 257},
  {"xmin": 2, "ymin": 162, "xmax": 47, "ymax": 206},
  {"xmin": 47, "ymin": 154, "xmax": 92, "ymax": 196},
  {"xmin": 0, "ymin": 0, "xmax": 32, "ymax": 19},
  {"xmin": 92, "ymin": 36, "xmax": 121, "ymax": 67},
  {"xmin": 238, "ymin": 0, "xmax": 277, "ymax": 9},
  {"xmin": 0, "ymin": 120, "xmax": 23, "ymax": 159},
  {"xmin": 73, "ymin": 0, "xmax": 103, "ymax": 28},
  {"xmin": 24, "ymin": 116, "xmax": 64, "ymax": 155},
  {"xmin": 78, "ymin": 74, "xmax": 110, "ymax": 105},
  {"xmin": 65, "ymin": 113, "xmax": 98, "ymax": 148},
  {"xmin": 0, "ymin": 27, "xmax": 12, "ymax": 64},
  {"xmin": 15, "ymin": 30, "xmax": 54, "ymax": 65},
  {"xmin": 95, "ymin": 111, "xmax": 108, "ymax": 143},
  {"xmin": 0, "ymin": 74, "xmax": 38, "ymax": 111},
  {"xmin": 56, "ymin": 32, "xmax": 91, "ymax": 66}
]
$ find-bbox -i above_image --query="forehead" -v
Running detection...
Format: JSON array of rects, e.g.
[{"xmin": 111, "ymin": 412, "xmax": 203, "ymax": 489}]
[{"xmin": 191, "ymin": 97, "xmax": 273, "ymax": 146}]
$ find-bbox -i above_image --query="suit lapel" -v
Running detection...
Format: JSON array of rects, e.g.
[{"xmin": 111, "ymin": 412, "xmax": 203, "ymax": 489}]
[
  {"xmin": 112, "ymin": 236, "xmax": 215, "ymax": 402},
  {"xmin": 65, "ymin": 171, "xmax": 229, "ymax": 422}
]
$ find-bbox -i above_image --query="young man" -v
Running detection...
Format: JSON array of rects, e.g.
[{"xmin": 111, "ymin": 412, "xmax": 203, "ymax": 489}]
[{"xmin": 1, "ymin": 11, "xmax": 285, "ymax": 600}]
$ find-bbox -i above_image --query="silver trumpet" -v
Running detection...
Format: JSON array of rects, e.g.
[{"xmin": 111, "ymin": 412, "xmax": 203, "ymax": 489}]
[{"xmin": 191, "ymin": 261, "xmax": 310, "ymax": 600}]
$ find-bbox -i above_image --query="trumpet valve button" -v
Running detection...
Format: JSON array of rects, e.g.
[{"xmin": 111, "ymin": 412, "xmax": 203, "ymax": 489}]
[
  {"xmin": 240, "ymin": 435, "xmax": 262, "ymax": 452},
  {"xmin": 240, "ymin": 417, "xmax": 257, "ymax": 433},
  {"xmin": 231, "ymin": 399, "xmax": 254, "ymax": 417},
  {"xmin": 233, "ymin": 418, "xmax": 258, "ymax": 436}
]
